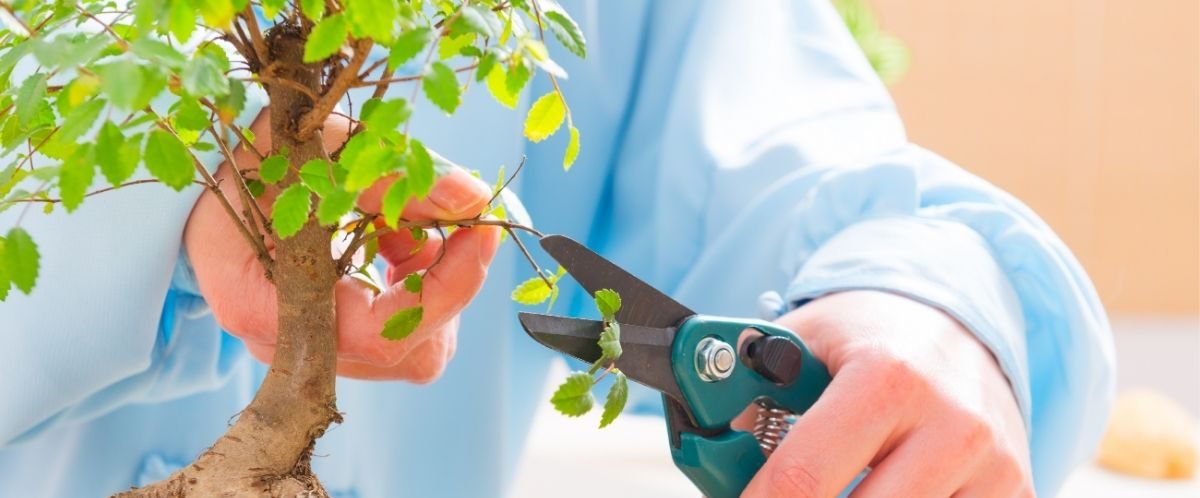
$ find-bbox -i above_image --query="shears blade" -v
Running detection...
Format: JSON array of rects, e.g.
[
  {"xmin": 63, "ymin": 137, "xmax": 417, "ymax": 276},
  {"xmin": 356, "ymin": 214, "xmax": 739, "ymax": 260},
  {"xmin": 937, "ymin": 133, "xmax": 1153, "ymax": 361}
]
[
  {"xmin": 539, "ymin": 235, "xmax": 695, "ymax": 329},
  {"xmin": 517, "ymin": 312, "xmax": 686, "ymax": 404}
]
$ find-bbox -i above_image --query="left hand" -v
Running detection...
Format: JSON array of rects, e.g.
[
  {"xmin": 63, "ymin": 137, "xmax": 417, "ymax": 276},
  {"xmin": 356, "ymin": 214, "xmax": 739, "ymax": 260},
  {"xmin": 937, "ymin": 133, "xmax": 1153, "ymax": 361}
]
[{"xmin": 736, "ymin": 291, "xmax": 1033, "ymax": 498}]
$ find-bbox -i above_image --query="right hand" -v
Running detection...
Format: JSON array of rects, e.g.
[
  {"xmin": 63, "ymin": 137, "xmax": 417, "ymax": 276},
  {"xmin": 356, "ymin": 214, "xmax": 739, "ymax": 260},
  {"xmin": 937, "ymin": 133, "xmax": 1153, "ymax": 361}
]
[{"xmin": 183, "ymin": 110, "xmax": 502, "ymax": 382}]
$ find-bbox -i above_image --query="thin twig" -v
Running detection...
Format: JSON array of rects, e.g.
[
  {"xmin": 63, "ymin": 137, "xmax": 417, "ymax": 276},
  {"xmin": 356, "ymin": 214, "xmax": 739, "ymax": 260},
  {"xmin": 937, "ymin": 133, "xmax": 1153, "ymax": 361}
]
[
  {"xmin": 210, "ymin": 123, "xmax": 272, "ymax": 238},
  {"xmin": 3, "ymin": 179, "xmax": 206, "ymax": 204},
  {"xmin": 297, "ymin": 39, "xmax": 373, "ymax": 139},
  {"xmin": 487, "ymin": 155, "xmax": 526, "ymax": 206},
  {"xmin": 240, "ymin": 7, "xmax": 269, "ymax": 66},
  {"xmin": 75, "ymin": 6, "xmax": 128, "ymax": 50},
  {"xmin": 507, "ymin": 226, "xmax": 552, "ymax": 287},
  {"xmin": 353, "ymin": 63, "xmax": 478, "ymax": 88},
  {"xmin": 341, "ymin": 217, "xmax": 543, "ymax": 268}
]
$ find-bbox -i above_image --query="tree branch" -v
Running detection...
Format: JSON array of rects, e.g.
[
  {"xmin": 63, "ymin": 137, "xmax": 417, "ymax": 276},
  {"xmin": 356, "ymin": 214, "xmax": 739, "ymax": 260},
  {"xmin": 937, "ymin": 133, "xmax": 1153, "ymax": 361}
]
[
  {"xmin": 338, "ymin": 217, "xmax": 543, "ymax": 276},
  {"xmin": 3, "ymin": 179, "xmax": 206, "ymax": 204},
  {"xmin": 297, "ymin": 39, "xmax": 372, "ymax": 140}
]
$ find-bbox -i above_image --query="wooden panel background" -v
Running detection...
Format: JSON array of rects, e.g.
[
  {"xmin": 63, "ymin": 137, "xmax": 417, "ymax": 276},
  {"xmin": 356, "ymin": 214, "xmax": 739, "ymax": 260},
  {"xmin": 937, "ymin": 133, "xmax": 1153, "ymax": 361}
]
[{"xmin": 872, "ymin": 0, "xmax": 1199, "ymax": 314}]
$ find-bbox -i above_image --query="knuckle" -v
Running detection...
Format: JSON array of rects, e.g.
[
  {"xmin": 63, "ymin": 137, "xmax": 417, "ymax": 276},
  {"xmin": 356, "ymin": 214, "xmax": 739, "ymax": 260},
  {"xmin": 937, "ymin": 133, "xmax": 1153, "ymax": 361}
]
[
  {"xmin": 955, "ymin": 414, "xmax": 996, "ymax": 455},
  {"xmin": 769, "ymin": 461, "xmax": 822, "ymax": 498}
]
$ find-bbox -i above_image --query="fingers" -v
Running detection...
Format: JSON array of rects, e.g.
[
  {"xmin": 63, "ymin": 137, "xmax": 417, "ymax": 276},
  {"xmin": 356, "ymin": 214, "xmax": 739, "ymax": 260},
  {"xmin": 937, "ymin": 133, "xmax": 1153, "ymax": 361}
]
[
  {"xmin": 741, "ymin": 361, "xmax": 907, "ymax": 498},
  {"xmin": 847, "ymin": 431, "xmax": 975, "ymax": 498}
]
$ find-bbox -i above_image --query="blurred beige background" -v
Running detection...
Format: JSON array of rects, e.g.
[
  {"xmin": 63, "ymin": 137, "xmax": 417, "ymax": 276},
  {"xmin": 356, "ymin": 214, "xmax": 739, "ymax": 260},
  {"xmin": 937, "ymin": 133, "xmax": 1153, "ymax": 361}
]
[{"xmin": 874, "ymin": 0, "xmax": 1199, "ymax": 315}]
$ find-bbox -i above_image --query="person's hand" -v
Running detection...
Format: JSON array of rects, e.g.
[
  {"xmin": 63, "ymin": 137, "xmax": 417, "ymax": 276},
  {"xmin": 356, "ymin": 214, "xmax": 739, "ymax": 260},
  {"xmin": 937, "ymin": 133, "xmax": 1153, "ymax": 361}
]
[
  {"xmin": 183, "ymin": 111, "xmax": 501, "ymax": 382},
  {"xmin": 737, "ymin": 291, "xmax": 1033, "ymax": 498}
]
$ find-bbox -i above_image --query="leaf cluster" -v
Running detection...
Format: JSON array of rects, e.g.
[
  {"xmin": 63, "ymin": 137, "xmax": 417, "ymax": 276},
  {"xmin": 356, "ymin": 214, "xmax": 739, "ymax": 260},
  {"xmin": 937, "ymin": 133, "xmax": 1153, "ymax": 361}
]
[{"xmin": 545, "ymin": 288, "xmax": 629, "ymax": 428}]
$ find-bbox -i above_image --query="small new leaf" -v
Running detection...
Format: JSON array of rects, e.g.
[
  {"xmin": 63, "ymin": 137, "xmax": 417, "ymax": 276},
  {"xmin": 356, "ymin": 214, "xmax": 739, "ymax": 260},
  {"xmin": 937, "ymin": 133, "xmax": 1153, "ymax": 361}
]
[
  {"xmin": 381, "ymin": 305, "xmax": 423, "ymax": 340},
  {"xmin": 272, "ymin": 184, "xmax": 313, "ymax": 239},
  {"xmin": 259, "ymin": 154, "xmax": 289, "ymax": 184},
  {"xmin": 543, "ymin": 11, "xmax": 587, "ymax": 58},
  {"xmin": 388, "ymin": 28, "xmax": 433, "ymax": 70},
  {"xmin": 599, "ymin": 371, "xmax": 629, "ymax": 428},
  {"xmin": 316, "ymin": 190, "xmax": 356, "ymax": 226},
  {"xmin": 563, "ymin": 125, "xmax": 580, "ymax": 170},
  {"xmin": 511, "ymin": 274, "xmax": 554, "ymax": 305},
  {"xmin": 403, "ymin": 272, "xmax": 422, "ymax": 293},
  {"xmin": 594, "ymin": 288, "xmax": 622, "ymax": 320},
  {"xmin": 524, "ymin": 92, "xmax": 566, "ymax": 142},
  {"xmin": 597, "ymin": 321, "xmax": 622, "ymax": 361},
  {"xmin": 550, "ymin": 371, "xmax": 595, "ymax": 417},
  {"xmin": 4, "ymin": 227, "xmax": 39, "ymax": 295}
]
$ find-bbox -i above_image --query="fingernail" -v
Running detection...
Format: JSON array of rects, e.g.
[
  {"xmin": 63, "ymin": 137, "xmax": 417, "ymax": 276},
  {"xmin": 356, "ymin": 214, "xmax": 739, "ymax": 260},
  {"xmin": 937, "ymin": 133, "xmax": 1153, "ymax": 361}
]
[{"xmin": 429, "ymin": 172, "xmax": 489, "ymax": 214}]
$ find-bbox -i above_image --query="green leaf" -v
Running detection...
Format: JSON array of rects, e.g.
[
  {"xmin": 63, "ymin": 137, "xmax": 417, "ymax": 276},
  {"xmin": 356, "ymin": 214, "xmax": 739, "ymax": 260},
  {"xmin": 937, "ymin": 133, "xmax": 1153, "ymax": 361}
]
[
  {"xmin": 381, "ymin": 305, "xmax": 423, "ymax": 340},
  {"xmin": 182, "ymin": 49, "xmax": 231, "ymax": 97},
  {"xmin": 4, "ymin": 227, "xmax": 39, "ymax": 295},
  {"xmin": 57, "ymin": 98, "xmax": 106, "ymax": 142},
  {"xmin": 16, "ymin": 74, "xmax": 47, "ymax": 126},
  {"xmin": 346, "ymin": 0, "xmax": 396, "ymax": 42},
  {"xmin": 58, "ymin": 145, "xmax": 95, "ymax": 212},
  {"xmin": 172, "ymin": 98, "xmax": 211, "ymax": 132},
  {"xmin": 361, "ymin": 98, "xmax": 411, "ymax": 131},
  {"xmin": 301, "ymin": 0, "xmax": 324, "ymax": 21},
  {"xmin": 168, "ymin": 0, "xmax": 196, "ymax": 43},
  {"xmin": 599, "ymin": 371, "xmax": 629, "ymax": 428},
  {"xmin": 511, "ymin": 274, "xmax": 553, "ymax": 305},
  {"xmin": 380, "ymin": 177, "xmax": 409, "ymax": 228},
  {"xmin": 422, "ymin": 62, "xmax": 462, "ymax": 114},
  {"xmin": 0, "ymin": 237, "xmax": 9, "ymax": 301},
  {"xmin": 246, "ymin": 179, "xmax": 265, "ymax": 197},
  {"xmin": 259, "ymin": 154, "xmax": 289, "ymax": 184},
  {"xmin": 437, "ymin": 33, "xmax": 475, "ymax": 60},
  {"xmin": 543, "ymin": 10, "xmax": 587, "ymax": 58},
  {"xmin": 524, "ymin": 91, "xmax": 566, "ymax": 142},
  {"xmin": 485, "ymin": 63, "xmax": 518, "ymax": 109},
  {"xmin": 305, "ymin": 14, "xmax": 348, "ymax": 63},
  {"xmin": 316, "ymin": 189, "xmax": 355, "ymax": 226},
  {"xmin": 563, "ymin": 125, "xmax": 580, "ymax": 170},
  {"xmin": 144, "ymin": 129, "xmax": 195, "ymax": 191},
  {"xmin": 299, "ymin": 159, "xmax": 341, "ymax": 197},
  {"xmin": 597, "ymin": 321, "xmax": 622, "ymax": 361},
  {"xmin": 96, "ymin": 124, "xmax": 140, "ymax": 186},
  {"xmin": 388, "ymin": 27, "xmax": 432, "ymax": 70},
  {"xmin": 99, "ymin": 61, "xmax": 166, "ymax": 111},
  {"xmin": 131, "ymin": 38, "xmax": 188, "ymax": 70},
  {"xmin": 406, "ymin": 139, "xmax": 435, "ymax": 199},
  {"xmin": 403, "ymin": 272, "xmax": 422, "ymax": 293},
  {"xmin": 594, "ymin": 288, "xmax": 622, "ymax": 320},
  {"xmin": 272, "ymin": 183, "xmax": 312, "ymax": 238},
  {"xmin": 460, "ymin": 5, "xmax": 502, "ymax": 38},
  {"xmin": 551, "ymin": 371, "xmax": 595, "ymax": 417}
]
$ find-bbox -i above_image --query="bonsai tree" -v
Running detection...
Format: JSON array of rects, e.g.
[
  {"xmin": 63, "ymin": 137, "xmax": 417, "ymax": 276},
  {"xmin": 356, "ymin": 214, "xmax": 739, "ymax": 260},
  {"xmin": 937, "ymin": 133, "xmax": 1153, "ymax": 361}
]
[{"xmin": 0, "ymin": 0, "xmax": 597, "ymax": 495}]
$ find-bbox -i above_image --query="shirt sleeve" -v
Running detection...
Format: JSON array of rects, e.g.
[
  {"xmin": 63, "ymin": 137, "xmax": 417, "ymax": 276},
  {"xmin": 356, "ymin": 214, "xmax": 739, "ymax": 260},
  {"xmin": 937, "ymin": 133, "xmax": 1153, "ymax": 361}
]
[
  {"xmin": 0, "ymin": 42, "xmax": 267, "ymax": 447},
  {"xmin": 592, "ymin": 1, "xmax": 1114, "ymax": 494}
]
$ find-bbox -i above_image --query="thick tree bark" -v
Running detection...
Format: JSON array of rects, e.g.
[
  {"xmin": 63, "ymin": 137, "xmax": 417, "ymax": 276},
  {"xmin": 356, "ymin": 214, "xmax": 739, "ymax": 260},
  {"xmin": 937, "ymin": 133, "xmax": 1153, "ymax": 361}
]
[{"xmin": 114, "ymin": 24, "xmax": 341, "ymax": 498}]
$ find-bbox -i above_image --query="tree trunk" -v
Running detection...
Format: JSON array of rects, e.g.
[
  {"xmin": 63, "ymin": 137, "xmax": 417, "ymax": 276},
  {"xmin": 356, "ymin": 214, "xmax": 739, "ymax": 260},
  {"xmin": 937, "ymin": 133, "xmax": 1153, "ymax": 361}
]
[{"xmin": 114, "ymin": 24, "xmax": 341, "ymax": 498}]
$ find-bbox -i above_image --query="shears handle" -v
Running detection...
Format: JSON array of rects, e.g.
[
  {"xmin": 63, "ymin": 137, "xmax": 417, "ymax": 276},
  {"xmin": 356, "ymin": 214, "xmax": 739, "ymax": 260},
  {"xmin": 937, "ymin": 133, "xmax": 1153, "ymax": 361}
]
[{"xmin": 666, "ymin": 315, "xmax": 832, "ymax": 498}]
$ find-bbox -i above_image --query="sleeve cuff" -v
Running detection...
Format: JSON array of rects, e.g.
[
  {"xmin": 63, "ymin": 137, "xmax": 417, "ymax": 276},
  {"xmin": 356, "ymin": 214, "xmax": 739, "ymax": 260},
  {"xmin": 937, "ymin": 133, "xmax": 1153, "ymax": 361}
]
[{"xmin": 783, "ymin": 215, "xmax": 1033, "ymax": 428}]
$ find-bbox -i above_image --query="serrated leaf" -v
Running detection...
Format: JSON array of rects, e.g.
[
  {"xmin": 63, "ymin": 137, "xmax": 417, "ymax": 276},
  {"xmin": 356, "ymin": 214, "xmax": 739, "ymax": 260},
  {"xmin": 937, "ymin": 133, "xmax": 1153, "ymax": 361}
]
[
  {"xmin": 271, "ymin": 183, "xmax": 312, "ymax": 238},
  {"xmin": 299, "ymin": 159, "xmax": 342, "ymax": 197},
  {"xmin": 0, "ymin": 237, "xmax": 9, "ymax": 300},
  {"xmin": 551, "ymin": 371, "xmax": 595, "ymax": 417},
  {"xmin": 594, "ymin": 288, "xmax": 621, "ymax": 320},
  {"xmin": 301, "ymin": 0, "xmax": 324, "ymax": 21},
  {"xmin": 182, "ymin": 49, "xmax": 230, "ymax": 97},
  {"xmin": 16, "ymin": 74, "xmax": 47, "ymax": 126},
  {"xmin": 598, "ymin": 321, "xmax": 622, "ymax": 361},
  {"xmin": 380, "ymin": 177, "xmax": 409, "ymax": 228},
  {"xmin": 406, "ymin": 139, "xmax": 435, "ymax": 198},
  {"xmin": 403, "ymin": 272, "xmax": 422, "ymax": 293},
  {"xmin": 57, "ymin": 98, "xmax": 106, "ymax": 142},
  {"xmin": 563, "ymin": 125, "xmax": 580, "ymax": 170},
  {"xmin": 246, "ymin": 179, "xmax": 265, "ymax": 197},
  {"xmin": 460, "ymin": 5, "xmax": 502, "ymax": 38},
  {"xmin": 346, "ymin": 0, "xmax": 396, "ymax": 42},
  {"xmin": 524, "ymin": 91, "xmax": 566, "ymax": 142},
  {"xmin": 259, "ymin": 154, "xmax": 289, "ymax": 184},
  {"xmin": 305, "ymin": 14, "xmax": 348, "ymax": 63},
  {"xmin": 316, "ymin": 189, "xmax": 355, "ymax": 225},
  {"xmin": 422, "ymin": 62, "xmax": 462, "ymax": 114},
  {"xmin": 96, "ymin": 124, "xmax": 139, "ymax": 186},
  {"xmin": 4, "ymin": 227, "xmax": 39, "ymax": 295},
  {"xmin": 381, "ymin": 305, "xmax": 423, "ymax": 340},
  {"xmin": 172, "ymin": 98, "xmax": 210, "ymax": 132},
  {"xmin": 361, "ymin": 98, "xmax": 411, "ymax": 131},
  {"xmin": 543, "ymin": 10, "xmax": 587, "ymax": 58},
  {"xmin": 437, "ymin": 33, "xmax": 475, "ymax": 60},
  {"xmin": 131, "ymin": 38, "xmax": 187, "ymax": 70},
  {"xmin": 599, "ymin": 371, "xmax": 628, "ymax": 428},
  {"xmin": 144, "ymin": 129, "xmax": 194, "ymax": 191},
  {"xmin": 58, "ymin": 145, "xmax": 95, "ymax": 212},
  {"xmin": 511, "ymin": 275, "xmax": 554, "ymax": 305},
  {"xmin": 168, "ymin": 1, "xmax": 195, "ymax": 43},
  {"xmin": 388, "ymin": 27, "xmax": 432, "ymax": 70},
  {"xmin": 485, "ymin": 63, "xmax": 518, "ymax": 109}
]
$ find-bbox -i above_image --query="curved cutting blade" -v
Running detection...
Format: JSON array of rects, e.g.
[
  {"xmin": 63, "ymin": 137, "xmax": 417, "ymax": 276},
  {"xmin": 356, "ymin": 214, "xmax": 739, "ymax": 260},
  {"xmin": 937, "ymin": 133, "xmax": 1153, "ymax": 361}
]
[
  {"xmin": 539, "ymin": 235, "xmax": 694, "ymax": 328},
  {"xmin": 518, "ymin": 312, "xmax": 685, "ymax": 405}
]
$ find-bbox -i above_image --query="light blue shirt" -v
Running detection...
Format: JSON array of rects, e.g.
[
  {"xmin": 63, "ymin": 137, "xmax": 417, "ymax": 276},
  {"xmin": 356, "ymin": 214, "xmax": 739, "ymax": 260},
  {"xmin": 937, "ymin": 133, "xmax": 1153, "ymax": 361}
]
[{"xmin": 0, "ymin": 1, "xmax": 1114, "ymax": 497}]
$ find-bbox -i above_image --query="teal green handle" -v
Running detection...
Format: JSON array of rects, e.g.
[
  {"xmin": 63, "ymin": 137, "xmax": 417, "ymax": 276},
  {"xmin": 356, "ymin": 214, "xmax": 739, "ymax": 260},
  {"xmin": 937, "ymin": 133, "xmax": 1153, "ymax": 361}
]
[{"xmin": 666, "ymin": 315, "xmax": 831, "ymax": 498}]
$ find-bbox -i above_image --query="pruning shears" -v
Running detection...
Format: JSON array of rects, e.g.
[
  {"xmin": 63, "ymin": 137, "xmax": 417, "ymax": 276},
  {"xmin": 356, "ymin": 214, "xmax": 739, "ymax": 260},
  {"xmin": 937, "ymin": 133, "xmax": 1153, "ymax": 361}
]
[{"xmin": 517, "ymin": 235, "xmax": 832, "ymax": 498}]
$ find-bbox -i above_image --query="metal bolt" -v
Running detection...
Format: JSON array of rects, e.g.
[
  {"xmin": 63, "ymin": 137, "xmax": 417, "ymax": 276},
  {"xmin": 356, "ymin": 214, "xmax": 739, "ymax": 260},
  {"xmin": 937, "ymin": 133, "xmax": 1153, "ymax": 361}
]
[{"xmin": 696, "ymin": 337, "xmax": 736, "ymax": 382}]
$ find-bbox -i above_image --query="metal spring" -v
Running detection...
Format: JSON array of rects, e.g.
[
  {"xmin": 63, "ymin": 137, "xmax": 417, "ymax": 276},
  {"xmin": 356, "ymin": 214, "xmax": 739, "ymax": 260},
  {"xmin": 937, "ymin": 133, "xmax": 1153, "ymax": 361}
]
[{"xmin": 752, "ymin": 399, "xmax": 797, "ymax": 456}]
